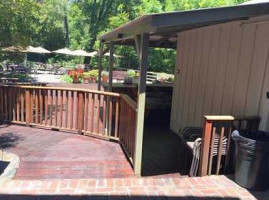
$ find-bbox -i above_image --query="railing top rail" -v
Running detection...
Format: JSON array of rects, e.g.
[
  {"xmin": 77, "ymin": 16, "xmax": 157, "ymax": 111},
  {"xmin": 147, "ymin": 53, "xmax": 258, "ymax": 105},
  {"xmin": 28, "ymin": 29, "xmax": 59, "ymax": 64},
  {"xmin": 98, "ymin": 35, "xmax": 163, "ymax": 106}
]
[
  {"xmin": 0, "ymin": 85, "xmax": 121, "ymax": 97},
  {"xmin": 204, "ymin": 115, "xmax": 234, "ymax": 121},
  {"xmin": 121, "ymin": 94, "xmax": 137, "ymax": 111}
]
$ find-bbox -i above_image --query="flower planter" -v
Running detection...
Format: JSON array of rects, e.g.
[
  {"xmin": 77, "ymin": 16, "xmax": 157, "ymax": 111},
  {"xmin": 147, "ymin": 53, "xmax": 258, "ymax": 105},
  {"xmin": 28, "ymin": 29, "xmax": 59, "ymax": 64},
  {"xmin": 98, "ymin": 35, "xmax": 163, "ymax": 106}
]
[
  {"xmin": 73, "ymin": 78, "xmax": 80, "ymax": 84},
  {"xmin": 102, "ymin": 75, "xmax": 108, "ymax": 83},
  {"xmin": 91, "ymin": 77, "xmax": 97, "ymax": 83},
  {"xmin": 132, "ymin": 76, "xmax": 139, "ymax": 84},
  {"xmin": 84, "ymin": 78, "xmax": 90, "ymax": 84}
]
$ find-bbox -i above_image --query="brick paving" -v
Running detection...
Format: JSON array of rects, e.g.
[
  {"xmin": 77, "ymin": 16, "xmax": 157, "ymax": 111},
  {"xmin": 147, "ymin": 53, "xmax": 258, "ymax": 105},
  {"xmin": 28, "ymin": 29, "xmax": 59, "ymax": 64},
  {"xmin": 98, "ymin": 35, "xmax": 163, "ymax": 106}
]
[
  {"xmin": 0, "ymin": 125, "xmax": 133, "ymax": 179},
  {"xmin": 0, "ymin": 125, "xmax": 269, "ymax": 199},
  {"xmin": 0, "ymin": 175, "xmax": 267, "ymax": 199}
]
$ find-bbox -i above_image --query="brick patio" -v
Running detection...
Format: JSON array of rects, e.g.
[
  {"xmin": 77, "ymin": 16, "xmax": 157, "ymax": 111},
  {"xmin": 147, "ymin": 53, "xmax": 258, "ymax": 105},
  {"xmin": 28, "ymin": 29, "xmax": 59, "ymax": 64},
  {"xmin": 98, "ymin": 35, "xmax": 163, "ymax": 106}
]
[
  {"xmin": 0, "ymin": 125, "xmax": 268, "ymax": 199},
  {"xmin": 0, "ymin": 175, "xmax": 268, "ymax": 199},
  {"xmin": 0, "ymin": 125, "xmax": 133, "ymax": 179}
]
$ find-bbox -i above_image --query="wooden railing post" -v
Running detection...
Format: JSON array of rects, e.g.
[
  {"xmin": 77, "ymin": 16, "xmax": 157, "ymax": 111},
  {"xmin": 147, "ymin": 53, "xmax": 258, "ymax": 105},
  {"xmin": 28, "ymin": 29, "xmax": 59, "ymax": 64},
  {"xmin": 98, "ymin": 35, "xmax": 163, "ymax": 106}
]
[
  {"xmin": 25, "ymin": 89, "xmax": 31, "ymax": 126},
  {"xmin": 199, "ymin": 117, "xmax": 213, "ymax": 176},
  {"xmin": 77, "ymin": 91, "xmax": 84, "ymax": 134},
  {"xmin": 199, "ymin": 115, "xmax": 235, "ymax": 176}
]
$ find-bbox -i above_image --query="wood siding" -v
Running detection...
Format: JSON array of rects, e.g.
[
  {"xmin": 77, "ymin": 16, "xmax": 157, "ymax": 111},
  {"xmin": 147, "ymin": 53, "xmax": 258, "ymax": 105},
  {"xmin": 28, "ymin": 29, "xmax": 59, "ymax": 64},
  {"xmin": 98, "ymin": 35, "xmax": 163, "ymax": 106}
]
[{"xmin": 171, "ymin": 16, "xmax": 269, "ymax": 133}]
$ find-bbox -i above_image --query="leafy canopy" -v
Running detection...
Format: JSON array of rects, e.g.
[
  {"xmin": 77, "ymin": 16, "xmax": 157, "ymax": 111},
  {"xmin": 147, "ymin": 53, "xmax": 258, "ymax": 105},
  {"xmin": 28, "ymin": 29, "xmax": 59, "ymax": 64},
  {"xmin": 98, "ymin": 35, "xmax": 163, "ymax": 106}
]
[{"xmin": 0, "ymin": 0, "xmax": 249, "ymax": 73}]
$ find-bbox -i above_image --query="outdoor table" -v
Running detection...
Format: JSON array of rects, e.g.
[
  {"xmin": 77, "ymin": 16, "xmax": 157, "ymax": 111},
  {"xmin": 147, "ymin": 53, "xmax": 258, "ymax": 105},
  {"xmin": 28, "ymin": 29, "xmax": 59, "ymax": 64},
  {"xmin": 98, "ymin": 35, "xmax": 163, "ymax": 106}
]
[{"xmin": 0, "ymin": 77, "xmax": 19, "ymax": 83}]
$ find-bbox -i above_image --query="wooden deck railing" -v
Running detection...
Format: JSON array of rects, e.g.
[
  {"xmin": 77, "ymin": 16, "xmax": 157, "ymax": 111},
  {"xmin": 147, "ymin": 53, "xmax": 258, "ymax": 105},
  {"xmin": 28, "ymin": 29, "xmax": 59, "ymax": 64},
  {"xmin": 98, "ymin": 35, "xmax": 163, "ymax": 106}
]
[
  {"xmin": 0, "ymin": 85, "xmax": 121, "ymax": 139},
  {"xmin": 199, "ymin": 115, "xmax": 260, "ymax": 176},
  {"xmin": 118, "ymin": 94, "xmax": 137, "ymax": 164}
]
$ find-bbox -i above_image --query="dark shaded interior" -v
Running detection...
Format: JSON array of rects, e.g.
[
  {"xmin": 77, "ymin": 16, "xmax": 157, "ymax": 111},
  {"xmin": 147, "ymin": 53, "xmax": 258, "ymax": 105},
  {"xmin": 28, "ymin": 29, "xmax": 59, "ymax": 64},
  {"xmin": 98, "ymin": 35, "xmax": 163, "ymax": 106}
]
[{"xmin": 141, "ymin": 108, "xmax": 185, "ymax": 176}]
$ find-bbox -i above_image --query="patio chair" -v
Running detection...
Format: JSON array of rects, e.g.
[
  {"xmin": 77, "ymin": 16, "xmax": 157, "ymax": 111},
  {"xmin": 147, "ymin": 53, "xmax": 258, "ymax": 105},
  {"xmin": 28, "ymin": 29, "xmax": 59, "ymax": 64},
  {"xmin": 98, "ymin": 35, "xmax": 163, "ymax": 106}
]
[
  {"xmin": 180, "ymin": 127, "xmax": 228, "ymax": 177},
  {"xmin": 189, "ymin": 134, "xmax": 228, "ymax": 177}
]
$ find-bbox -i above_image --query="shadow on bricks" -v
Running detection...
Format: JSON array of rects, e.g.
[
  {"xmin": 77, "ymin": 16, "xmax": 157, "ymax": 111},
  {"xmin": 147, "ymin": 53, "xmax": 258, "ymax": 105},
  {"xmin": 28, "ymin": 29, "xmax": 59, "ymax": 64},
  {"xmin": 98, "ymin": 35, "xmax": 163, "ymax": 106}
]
[{"xmin": 0, "ymin": 132, "xmax": 23, "ymax": 149}]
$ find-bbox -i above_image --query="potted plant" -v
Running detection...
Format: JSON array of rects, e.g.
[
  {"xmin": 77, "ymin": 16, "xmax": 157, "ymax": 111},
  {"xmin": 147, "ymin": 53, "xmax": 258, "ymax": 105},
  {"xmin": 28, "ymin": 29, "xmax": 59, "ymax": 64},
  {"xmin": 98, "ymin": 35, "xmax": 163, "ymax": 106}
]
[
  {"xmin": 101, "ymin": 71, "xmax": 109, "ymax": 83},
  {"xmin": 124, "ymin": 70, "xmax": 139, "ymax": 84},
  {"xmin": 67, "ymin": 69, "xmax": 84, "ymax": 83},
  {"xmin": 132, "ymin": 71, "xmax": 140, "ymax": 84},
  {"xmin": 89, "ymin": 70, "xmax": 99, "ymax": 83},
  {"xmin": 83, "ymin": 72, "xmax": 91, "ymax": 84}
]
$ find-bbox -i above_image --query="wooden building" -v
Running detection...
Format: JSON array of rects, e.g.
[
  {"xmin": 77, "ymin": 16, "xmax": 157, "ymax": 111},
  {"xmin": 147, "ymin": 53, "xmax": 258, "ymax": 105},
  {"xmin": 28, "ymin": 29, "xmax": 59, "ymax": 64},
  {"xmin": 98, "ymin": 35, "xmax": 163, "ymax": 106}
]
[{"xmin": 99, "ymin": 2, "xmax": 269, "ymax": 175}]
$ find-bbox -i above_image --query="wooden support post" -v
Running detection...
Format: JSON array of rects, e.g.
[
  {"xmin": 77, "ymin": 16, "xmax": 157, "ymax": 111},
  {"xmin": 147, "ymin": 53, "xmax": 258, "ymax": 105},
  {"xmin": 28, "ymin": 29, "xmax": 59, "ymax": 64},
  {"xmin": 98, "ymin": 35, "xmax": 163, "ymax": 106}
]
[
  {"xmin": 25, "ymin": 89, "xmax": 31, "ymax": 126},
  {"xmin": 199, "ymin": 117, "xmax": 213, "ymax": 176},
  {"xmin": 77, "ymin": 92, "xmax": 84, "ymax": 134},
  {"xmin": 98, "ymin": 42, "xmax": 104, "ymax": 91},
  {"xmin": 134, "ymin": 33, "xmax": 149, "ymax": 175},
  {"xmin": 108, "ymin": 42, "xmax": 114, "ymax": 92},
  {"xmin": 134, "ymin": 35, "xmax": 141, "ymax": 56},
  {"xmin": 199, "ymin": 115, "xmax": 234, "ymax": 176},
  {"xmin": 105, "ymin": 42, "xmax": 114, "ymax": 136}
]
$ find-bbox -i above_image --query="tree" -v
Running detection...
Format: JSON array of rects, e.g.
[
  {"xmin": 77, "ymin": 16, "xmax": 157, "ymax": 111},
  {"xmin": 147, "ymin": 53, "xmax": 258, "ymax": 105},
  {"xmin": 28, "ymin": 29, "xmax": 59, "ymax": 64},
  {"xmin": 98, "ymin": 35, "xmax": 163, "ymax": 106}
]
[
  {"xmin": 0, "ymin": 0, "xmax": 40, "ymax": 47},
  {"xmin": 35, "ymin": 0, "xmax": 68, "ymax": 50}
]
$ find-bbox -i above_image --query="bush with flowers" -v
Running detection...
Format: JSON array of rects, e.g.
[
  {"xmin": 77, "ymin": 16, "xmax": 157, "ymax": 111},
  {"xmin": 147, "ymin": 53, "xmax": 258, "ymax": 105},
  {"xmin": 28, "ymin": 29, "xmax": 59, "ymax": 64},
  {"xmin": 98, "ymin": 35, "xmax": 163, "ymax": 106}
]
[{"xmin": 67, "ymin": 69, "xmax": 84, "ymax": 83}]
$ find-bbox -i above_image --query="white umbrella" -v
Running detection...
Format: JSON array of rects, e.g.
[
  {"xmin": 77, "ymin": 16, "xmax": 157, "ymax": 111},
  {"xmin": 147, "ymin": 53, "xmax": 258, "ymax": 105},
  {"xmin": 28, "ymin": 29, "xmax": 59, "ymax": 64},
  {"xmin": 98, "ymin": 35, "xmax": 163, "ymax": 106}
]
[
  {"xmin": 104, "ymin": 51, "xmax": 123, "ymax": 58},
  {"xmin": 89, "ymin": 51, "xmax": 98, "ymax": 57},
  {"xmin": 71, "ymin": 50, "xmax": 96, "ymax": 57},
  {"xmin": 53, "ymin": 48, "xmax": 73, "ymax": 55},
  {"xmin": 1, "ymin": 46, "xmax": 27, "ymax": 53},
  {"xmin": 26, "ymin": 46, "xmax": 51, "ymax": 54}
]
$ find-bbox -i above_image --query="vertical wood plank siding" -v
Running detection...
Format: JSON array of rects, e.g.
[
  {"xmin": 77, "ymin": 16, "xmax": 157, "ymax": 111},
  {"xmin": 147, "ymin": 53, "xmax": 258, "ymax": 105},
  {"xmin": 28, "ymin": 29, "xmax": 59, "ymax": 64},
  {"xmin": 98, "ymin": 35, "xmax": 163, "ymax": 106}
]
[{"xmin": 171, "ymin": 18, "xmax": 269, "ymax": 132}]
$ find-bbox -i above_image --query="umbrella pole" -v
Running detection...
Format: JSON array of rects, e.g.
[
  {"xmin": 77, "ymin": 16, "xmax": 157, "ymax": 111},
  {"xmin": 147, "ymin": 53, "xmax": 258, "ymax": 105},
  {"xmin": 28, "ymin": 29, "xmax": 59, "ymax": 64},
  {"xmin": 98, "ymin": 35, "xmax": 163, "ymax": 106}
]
[{"xmin": 24, "ymin": 54, "xmax": 27, "ymax": 68}]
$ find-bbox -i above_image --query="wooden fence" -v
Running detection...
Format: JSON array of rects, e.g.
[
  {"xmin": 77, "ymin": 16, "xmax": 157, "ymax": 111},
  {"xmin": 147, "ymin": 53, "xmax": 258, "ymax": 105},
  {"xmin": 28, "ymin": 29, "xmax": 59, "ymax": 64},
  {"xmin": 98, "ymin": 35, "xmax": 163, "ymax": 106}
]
[
  {"xmin": 0, "ymin": 85, "xmax": 139, "ymax": 167},
  {"xmin": 119, "ymin": 94, "xmax": 137, "ymax": 164},
  {"xmin": 0, "ymin": 85, "xmax": 122, "ymax": 140}
]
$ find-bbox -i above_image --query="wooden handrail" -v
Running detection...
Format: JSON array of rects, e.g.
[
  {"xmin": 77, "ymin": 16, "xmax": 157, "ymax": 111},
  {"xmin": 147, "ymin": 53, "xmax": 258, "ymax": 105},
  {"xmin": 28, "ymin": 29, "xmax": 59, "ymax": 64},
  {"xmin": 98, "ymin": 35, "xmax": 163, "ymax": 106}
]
[
  {"xmin": 0, "ymin": 85, "xmax": 121, "ymax": 97},
  {"xmin": 0, "ymin": 85, "xmax": 121, "ymax": 138},
  {"xmin": 121, "ymin": 94, "xmax": 137, "ymax": 111},
  {"xmin": 118, "ymin": 94, "xmax": 138, "ymax": 165}
]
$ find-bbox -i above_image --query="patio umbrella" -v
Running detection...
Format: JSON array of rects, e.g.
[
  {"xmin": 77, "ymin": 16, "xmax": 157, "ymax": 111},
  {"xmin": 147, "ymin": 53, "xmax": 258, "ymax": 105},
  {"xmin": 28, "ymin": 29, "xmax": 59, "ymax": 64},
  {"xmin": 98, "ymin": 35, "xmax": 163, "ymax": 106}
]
[
  {"xmin": 104, "ymin": 51, "xmax": 123, "ymax": 58},
  {"xmin": 1, "ymin": 46, "xmax": 28, "ymax": 67},
  {"xmin": 71, "ymin": 50, "xmax": 95, "ymax": 57},
  {"xmin": 53, "ymin": 48, "xmax": 73, "ymax": 55},
  {"xmin": 26, "ymin": 46, "xmax": 51, "ymax": 54},
  {"xmin": 1, "ymin": 46, "xmax": 27, "ymax": 53},
  {"xmin": 89, "ymin": 51, "xmax": 98, "ymax": 57},
  {"xmin": 25, "ymin": 46, "xmax": 51, "ymax": 69}
]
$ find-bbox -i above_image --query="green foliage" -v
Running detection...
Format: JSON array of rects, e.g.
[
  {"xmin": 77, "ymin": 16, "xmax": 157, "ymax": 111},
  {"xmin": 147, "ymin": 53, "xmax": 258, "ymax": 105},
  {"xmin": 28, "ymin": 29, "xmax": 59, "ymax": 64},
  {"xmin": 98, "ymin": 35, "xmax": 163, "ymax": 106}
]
[
  {"xmin": 127, "ymin": 70, "xmax": 137, "ymax": 77},
  {"xmin": 0, "ymin": 0, "xmax": 249, "ymax": 74},
  {"xmin": 84, "ymin": 70, "xmax": 99, "ymax": 78},
  {"xmin": 60, "ymin": 74, "xmax": 73, "ymax": 83},
  {"xmin": 0, "ymin": 0, "xmax": 40, "ymax": 47}
]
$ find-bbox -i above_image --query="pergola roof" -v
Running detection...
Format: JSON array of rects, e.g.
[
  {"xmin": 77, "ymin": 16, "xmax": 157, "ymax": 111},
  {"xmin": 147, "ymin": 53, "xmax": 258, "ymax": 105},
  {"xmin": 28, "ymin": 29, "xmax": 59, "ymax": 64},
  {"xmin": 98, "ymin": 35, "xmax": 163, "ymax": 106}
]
[{"xmin": 100, "ymin": 2, "xmax": 269, "ymax": 49}]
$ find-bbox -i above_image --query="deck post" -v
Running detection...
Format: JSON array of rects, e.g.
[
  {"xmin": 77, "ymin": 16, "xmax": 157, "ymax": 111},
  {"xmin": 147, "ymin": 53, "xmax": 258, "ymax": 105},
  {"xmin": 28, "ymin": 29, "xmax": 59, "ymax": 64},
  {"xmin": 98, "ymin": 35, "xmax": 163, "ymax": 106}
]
[
  {"xmin": 25, "ymin": 89, "xmax": 31, "ymax": 127},
  {"xmin": 134, "ymin": 33, "xmax": 149, "ymax": 175},
  {"xmin": 108, "ymin": 42, "xmax": 114, "ymax": 92},
  {"xmin": 77, "ymin": 91, "xmax": 84, "ymax": 134},
  {"xmin": 199, "ymin": 117, "xmax": 213, "ymax": 176},
  {"xmin": 105, "ymin": 42, "xmax": 115, "ymax": 136},
  {"xmin": 98, "ymin": 42, "xmax": 104, "ymax": 91}
]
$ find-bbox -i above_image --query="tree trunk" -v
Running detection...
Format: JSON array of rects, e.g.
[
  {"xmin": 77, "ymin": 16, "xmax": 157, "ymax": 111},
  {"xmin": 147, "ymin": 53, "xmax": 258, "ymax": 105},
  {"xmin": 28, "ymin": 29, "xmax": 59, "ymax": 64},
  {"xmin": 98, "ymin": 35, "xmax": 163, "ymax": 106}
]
[{"xmin": 64, "ymin": 12, "xmax": 69, "ymax": 47}]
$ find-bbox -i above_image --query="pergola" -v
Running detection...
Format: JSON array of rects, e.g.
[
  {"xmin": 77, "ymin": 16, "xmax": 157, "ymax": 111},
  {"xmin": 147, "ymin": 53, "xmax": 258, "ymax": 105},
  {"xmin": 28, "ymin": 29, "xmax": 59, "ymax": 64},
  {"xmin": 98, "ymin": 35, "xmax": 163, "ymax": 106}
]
[{"xmin": 98, "ymin": 2, "xmax": 269, "ymax": 175}]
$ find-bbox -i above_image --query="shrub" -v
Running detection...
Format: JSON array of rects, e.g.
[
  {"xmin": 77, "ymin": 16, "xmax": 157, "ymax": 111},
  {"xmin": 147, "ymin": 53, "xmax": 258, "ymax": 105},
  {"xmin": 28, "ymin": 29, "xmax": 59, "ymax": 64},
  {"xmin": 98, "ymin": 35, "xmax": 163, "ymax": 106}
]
[
  {"xmin": 127, "ymin": 70, "xmax": 136, "ymax": 77},
  {"xmin": 89, "ymin": 70, "xmax": 99, "ymax": 77},
  {"xmin": 60, "ymin": 74, "xmax": 73, "ymax": 83},
  {"xmin": 67, "ymin": 69, "xmax": 84, "ymax": 79}
]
